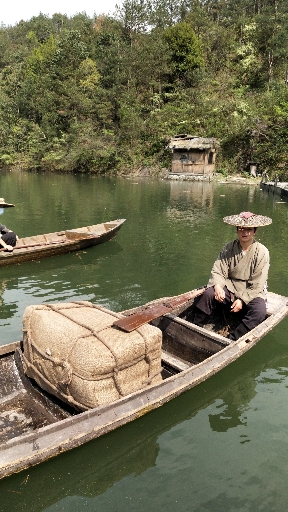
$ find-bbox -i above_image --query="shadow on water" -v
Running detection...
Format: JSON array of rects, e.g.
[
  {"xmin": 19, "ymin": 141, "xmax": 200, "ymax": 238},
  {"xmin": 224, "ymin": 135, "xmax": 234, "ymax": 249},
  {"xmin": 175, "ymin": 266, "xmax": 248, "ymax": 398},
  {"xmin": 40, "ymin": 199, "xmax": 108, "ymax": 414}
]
[
  {"xmin": 1, "ymin": 239, "xmax": 124, "ymax": 279},
  {"xmin": 1, "ymin": 325, "xmax": 288, "ymax": 511}
]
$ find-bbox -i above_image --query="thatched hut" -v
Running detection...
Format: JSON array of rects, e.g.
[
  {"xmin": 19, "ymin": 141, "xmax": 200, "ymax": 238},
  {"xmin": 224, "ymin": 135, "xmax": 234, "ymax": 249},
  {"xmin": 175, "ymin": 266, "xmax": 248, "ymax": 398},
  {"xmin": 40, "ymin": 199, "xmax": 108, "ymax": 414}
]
[{"xmin": 168, "ymin": 134, "xmax": 219, "ymax": 176}]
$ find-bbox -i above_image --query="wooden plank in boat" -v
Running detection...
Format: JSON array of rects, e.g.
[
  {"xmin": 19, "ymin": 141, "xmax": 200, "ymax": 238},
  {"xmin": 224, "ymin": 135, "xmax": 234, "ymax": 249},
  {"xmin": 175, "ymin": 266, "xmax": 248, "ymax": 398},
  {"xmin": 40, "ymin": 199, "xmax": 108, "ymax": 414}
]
[
  {"xmin": 153, "ymin": 314, "xmax": 229, "ymax": 352},
  {"xmin": 0, "ymin": 341, "xmax": 21, "ymax": 357},
  {"xmin": 65, "ymin": 229, "xmax": 102, "ymax": 240},
  {"xmin": 16, "ymin": 238, "xmax": 26, "ymax": 246},
  {"xmin": 20, "ymin": 236, "xmax": 40, "ymax": 245},
  {"xmin": 103, "ymin": 223, "xmax": 117, "ymax": 230},
  {"xmin": 162, "ymin": 350, "xmax": 192, "ymax": 372},
  {"xmin": 152, "ymin": 311, "xmax": 232, "ymax": 365},
  {"xmin": 87, "ymin": 224, "xmax": 106, "ymax": 233}
]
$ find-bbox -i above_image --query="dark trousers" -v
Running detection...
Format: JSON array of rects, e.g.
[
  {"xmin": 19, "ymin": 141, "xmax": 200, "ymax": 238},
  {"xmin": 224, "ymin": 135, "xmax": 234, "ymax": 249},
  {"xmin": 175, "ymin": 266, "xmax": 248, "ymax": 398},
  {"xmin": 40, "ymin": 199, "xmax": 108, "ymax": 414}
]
[
  {"xmin": 1, "ymin": 232, "xmax": 17, "ymax": 247},
  {"xmin": 193, "ymin": 286, "xmax": 266, "ymax": 340}
]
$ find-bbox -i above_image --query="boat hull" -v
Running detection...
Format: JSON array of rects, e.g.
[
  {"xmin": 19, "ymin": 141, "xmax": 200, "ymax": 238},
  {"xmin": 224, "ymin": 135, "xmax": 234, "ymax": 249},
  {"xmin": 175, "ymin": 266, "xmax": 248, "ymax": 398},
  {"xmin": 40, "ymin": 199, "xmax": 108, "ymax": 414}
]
[
  {"xmin": 0, "ymin": 219, "xmax": 125, "ymax": 266},
  {"xmin": 0, "ymin": 290, "xmax": 287, "ymax": 479}
]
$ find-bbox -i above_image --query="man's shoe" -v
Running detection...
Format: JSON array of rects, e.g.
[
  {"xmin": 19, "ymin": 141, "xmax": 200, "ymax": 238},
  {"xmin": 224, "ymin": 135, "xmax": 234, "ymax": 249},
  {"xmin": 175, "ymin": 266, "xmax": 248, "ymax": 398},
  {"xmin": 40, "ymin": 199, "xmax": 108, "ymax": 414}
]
[{"xmin": 229, "ymin": 322, "xmax": 249, "ymax": 341}]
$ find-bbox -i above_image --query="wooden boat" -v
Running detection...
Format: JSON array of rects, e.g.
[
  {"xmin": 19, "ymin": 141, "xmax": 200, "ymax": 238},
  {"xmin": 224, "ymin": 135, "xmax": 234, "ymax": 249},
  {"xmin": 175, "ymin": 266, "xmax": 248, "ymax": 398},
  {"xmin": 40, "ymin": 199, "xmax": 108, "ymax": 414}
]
[
  {"xmin": 0, "ymin": 288, "xmax": 287, "ymax": 479},
  {"xmin": 0, "ymin": 219, "xmax": 125, "ymax": 266}
]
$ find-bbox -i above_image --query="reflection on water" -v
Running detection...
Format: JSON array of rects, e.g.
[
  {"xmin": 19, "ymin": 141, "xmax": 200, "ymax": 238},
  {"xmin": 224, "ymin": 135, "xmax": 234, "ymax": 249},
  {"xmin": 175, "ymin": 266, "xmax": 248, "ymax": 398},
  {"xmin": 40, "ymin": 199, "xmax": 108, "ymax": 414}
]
[
  {"xmin": 208, "ymin": 369, "xmax": 258, "ymax": 433},
  {"xmin": 0, "ymin": 173, "xmax": 288, "ymax": 511},
  {"xmin": 208, "ymin": 397, "xmax": 249, "ymax": 432},
  {"xmin": 167, "ymin": 181, "xmax": 214, "ymax": 224},
  {"xmin": 0, "ymin": 280, "xmax": 6, "ymax": 307}
]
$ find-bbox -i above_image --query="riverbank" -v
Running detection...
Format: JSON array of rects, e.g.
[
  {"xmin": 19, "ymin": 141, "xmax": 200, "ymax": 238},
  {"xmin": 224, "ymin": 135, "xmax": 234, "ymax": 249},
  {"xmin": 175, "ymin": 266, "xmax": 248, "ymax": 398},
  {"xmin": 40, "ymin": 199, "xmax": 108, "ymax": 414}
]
[
  {"xmin": 1, "ymin": 164, "xmax": 264, "ymax": 186},
  {"xmin": 123, "ymin": 166, "xmax": 263, "ymax": 185},
  {"xmin": 166, "ymin": 173, "xmax": 262, "ymax": 185}
]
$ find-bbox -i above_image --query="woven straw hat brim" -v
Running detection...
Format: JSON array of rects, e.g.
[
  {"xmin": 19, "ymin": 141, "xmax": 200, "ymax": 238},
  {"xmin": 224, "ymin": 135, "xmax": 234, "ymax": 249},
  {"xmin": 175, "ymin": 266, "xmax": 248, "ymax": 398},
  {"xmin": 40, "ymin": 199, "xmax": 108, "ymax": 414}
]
[
  {"xmin": 223, "ymin": 214, "xmax": 272, "ymax": 227},
  {"xmin": 0, "ymin": 198, "xmax": 15, "ymax": 207}
]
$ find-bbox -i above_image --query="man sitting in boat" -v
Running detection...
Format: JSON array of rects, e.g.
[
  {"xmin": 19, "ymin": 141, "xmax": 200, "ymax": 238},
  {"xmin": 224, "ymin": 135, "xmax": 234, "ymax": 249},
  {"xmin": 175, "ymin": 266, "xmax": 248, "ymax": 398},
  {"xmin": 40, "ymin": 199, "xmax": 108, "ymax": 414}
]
[
  {"xmin": 192, "ymin": 212, "xmax": 272, "ymax": 341},
  {"xmin": 0, "ymin": 223, "xmax": 18, "ymax": 252}
]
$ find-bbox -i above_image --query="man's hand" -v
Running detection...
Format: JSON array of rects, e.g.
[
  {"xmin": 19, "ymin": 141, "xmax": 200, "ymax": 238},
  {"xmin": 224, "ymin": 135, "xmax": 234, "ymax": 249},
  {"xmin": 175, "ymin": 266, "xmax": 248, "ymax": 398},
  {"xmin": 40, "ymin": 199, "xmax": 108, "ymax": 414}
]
[
  {"xmin": 214, "ymin": 284, "xmax": 225, "ymax": 302},
  {"xmin": 4, "ymin": 245, "xmax": 14, "ymax": 252},
  {"xmin": 231, "ymin": 299, "xmax": 243, "ymax": 313}
]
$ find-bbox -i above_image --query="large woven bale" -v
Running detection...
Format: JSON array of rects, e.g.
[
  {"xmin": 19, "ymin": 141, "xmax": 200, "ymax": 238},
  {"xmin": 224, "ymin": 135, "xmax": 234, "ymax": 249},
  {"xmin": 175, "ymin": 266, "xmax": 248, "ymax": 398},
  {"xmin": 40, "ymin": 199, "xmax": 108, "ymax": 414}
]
[{"xmin": 22, "ymin": 301, "xmax": 163, "ymax": 411}]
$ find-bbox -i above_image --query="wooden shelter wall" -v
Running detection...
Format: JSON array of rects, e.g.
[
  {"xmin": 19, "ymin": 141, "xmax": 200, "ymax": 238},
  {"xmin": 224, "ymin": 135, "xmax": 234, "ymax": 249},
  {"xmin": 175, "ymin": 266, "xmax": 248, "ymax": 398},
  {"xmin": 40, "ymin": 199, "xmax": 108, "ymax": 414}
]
[{"xmin": 171, "ymin": 149, "xmax": 216, "ymax": 175}]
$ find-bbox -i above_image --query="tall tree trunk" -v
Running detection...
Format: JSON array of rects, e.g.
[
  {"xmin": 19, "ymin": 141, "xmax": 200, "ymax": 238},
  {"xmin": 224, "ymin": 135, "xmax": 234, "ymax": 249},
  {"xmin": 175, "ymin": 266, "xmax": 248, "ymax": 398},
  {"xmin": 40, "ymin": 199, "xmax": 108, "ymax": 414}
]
[{"xmin": 268, "ymin": 50, "xmax": 274, "ymax": 87}]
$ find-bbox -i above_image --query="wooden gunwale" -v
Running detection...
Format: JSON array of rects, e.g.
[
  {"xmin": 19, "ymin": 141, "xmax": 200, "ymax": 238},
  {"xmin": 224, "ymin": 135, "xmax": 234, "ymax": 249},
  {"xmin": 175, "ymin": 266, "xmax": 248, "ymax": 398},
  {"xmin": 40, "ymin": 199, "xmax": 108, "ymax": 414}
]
[
  {"xmin": 0, "ymin": 219, "xmax": 125, "ymax": 266},
  {"xmin": 0, "ymin": 290, "xmax": 287, "ymax": 479}
]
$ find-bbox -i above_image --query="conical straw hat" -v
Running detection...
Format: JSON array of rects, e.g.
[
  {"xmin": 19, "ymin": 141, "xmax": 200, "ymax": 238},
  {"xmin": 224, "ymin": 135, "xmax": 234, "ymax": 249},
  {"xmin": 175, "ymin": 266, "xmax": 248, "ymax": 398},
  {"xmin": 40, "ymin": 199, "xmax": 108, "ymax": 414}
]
[
  {"xmin": 0, "ymin": 198, "xmax": 15, "ymax": 207},
  {"xmin": 223, "ymin": 211, "xmax": 272, "ymax": 227}
]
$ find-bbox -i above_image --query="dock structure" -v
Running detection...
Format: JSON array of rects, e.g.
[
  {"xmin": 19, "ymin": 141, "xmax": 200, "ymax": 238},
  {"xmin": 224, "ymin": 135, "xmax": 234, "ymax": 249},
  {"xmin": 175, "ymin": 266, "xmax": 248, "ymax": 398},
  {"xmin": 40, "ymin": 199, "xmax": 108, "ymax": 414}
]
[{"xmin": 260, "ymin": 181, "xmax": 288, "ymax": 199}]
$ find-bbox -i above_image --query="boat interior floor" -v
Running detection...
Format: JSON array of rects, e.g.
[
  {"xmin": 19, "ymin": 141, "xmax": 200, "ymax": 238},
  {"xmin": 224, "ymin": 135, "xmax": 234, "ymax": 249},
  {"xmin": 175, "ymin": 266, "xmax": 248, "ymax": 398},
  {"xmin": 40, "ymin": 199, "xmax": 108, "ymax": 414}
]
[
  {"xmin": 179, "ymin": 301, "xmax": 244, "ymax": 336},
  {"xmin": 0, "ymin": 350, "xmax": 73, "ymax": 443},
  {"xmin": 152, "ymin": 307, "xmax": 231, "ymax": 378}
]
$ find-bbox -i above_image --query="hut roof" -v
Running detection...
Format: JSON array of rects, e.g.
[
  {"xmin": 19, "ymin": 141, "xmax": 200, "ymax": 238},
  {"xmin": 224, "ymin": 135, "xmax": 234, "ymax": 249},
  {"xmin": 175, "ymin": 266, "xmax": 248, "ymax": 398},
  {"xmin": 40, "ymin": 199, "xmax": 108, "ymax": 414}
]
[{"xmin": 168, "ymin": 134, "xmax": 219, "ymax": 150}]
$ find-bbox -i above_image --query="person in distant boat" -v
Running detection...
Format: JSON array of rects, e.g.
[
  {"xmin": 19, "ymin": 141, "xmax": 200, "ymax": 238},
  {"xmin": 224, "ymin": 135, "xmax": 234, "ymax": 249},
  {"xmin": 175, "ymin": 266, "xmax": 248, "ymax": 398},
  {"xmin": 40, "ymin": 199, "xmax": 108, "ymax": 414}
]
[
  {"xmin": 193, "ymin": 212, "xmax": 272, "ymax": 341},
  {"xmin": 0, "ymin": 223, "xmax": 18, "ymax": 252}
]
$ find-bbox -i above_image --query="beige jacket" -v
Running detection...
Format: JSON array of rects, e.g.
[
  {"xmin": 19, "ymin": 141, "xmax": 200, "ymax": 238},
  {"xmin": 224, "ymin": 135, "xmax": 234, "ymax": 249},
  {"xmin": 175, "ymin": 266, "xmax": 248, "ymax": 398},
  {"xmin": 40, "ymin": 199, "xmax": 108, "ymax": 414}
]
[{"xmin": 207, "ymin": 239, "xmax": 269, "ymax": 304}]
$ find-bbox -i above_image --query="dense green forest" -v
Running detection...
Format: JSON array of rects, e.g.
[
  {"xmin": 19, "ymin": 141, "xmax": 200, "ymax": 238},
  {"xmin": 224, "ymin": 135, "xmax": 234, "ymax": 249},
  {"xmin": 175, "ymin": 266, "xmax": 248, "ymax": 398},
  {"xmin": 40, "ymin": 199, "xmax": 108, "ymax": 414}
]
[{"xmin": 1, "ymin": 0, "xmax": 288, "ymax": 178}]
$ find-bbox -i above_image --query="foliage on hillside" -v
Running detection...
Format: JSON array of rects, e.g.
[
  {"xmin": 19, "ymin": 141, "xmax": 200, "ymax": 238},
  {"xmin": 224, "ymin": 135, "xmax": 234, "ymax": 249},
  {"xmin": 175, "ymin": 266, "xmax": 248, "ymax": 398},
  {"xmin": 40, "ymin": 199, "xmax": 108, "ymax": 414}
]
[{"xmin": 1, "ymin": 0, "xmax": 288, "ymax": 179}]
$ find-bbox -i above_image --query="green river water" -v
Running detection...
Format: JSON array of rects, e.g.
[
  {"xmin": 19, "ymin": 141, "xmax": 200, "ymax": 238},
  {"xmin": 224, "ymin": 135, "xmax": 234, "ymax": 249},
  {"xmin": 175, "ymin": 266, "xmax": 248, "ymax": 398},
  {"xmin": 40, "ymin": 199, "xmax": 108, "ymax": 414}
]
[{"xmin": 0, "ymin": 171, "xmax": 288, "ymax": 512}]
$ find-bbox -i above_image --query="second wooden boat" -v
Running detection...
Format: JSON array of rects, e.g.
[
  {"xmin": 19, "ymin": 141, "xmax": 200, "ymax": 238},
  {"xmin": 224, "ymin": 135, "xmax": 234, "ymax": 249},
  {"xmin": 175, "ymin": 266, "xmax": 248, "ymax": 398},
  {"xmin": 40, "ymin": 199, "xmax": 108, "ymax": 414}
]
[
  {"xmin": 0, "ymin": 287, "xmax": 287, "ymax": 479},
  {"xmin": 0, "ymin": 218, "xmax": 125, "ymax": 266}
]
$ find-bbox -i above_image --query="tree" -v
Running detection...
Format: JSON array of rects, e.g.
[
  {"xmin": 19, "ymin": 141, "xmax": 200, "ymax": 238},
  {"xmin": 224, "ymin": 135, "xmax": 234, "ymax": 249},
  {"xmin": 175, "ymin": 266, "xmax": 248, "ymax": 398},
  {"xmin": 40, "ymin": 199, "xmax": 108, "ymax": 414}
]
[
  {"xmin": 163, "ymin": 22, "xmax": 204, "ymax": 81},
  {"xmin": 115, "ymin": 0, "xmax": 149, "ymax": 45},
  {"xmin": 149, "ymin": 0, "xmax": 187, "ymax": 29},
  {"xmin": 254, "ymin": 4, "xmax": 288, "ymax": 86}
]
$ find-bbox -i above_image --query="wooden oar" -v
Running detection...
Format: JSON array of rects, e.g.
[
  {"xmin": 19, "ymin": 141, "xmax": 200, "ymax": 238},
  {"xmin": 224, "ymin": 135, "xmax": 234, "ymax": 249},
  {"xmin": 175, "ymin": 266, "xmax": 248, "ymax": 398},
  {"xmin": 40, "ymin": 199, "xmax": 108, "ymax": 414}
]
[{"xmin": 113, "ymin": 287, "xmax": 206, "ymax": 332}]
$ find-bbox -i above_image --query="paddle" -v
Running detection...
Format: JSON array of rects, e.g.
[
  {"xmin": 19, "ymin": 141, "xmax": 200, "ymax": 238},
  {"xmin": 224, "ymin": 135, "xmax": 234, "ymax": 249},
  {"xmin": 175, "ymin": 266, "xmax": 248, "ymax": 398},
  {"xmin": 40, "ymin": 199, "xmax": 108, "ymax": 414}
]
[{"xmin": 113, "ymin": 287, "xmax": 206, "ymax": 332}]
